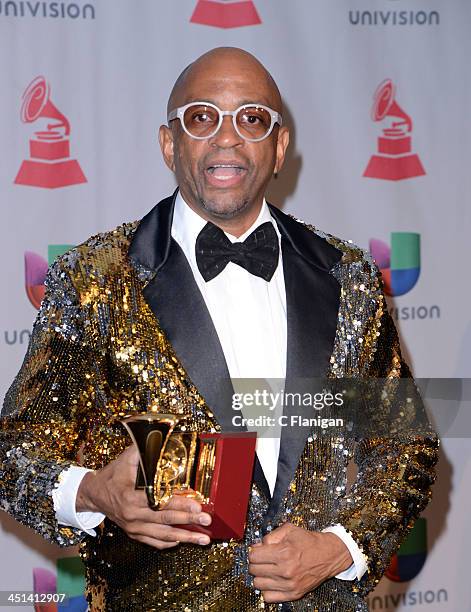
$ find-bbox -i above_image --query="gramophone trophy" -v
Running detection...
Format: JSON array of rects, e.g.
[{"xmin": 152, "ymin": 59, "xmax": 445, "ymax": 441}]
[
  {"xmin": 121, "ymin": 413, "xmax": 257, "ymax": 540},
  {"xmin": 190, "ymin": 0, "xmax": 261, "ymax": 29},
  {"xmin": 15, "ymin": 76, "xmax": 87, "ymax": 189},
  {"xmin": 363, "ymin": 79, "xmax": 425, "ymax": 181}
]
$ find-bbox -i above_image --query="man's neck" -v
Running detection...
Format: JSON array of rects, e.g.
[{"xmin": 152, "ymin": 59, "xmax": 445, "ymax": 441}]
[{"xmin": 180, "ymin": 194, "xmax": 265, "ymax": 238}]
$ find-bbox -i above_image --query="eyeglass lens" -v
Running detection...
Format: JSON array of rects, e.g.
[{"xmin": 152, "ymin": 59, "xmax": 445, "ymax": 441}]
[{"xmin": 182, "ymin": 104, "xmax": 272, "ymax": 140}]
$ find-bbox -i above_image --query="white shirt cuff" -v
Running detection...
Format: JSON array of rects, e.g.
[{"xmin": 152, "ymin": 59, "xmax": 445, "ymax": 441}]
[
  {"xmin": 52, "ymin": 466, "xmax": 105, "ymax": 537},
  {"xmin": 322, "ymin": 524, "xmax": 368, "ymax": 581}
]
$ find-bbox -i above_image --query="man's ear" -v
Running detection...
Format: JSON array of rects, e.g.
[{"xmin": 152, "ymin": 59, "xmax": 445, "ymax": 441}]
[
  {"xmin": 273, "ymin": 126, "xmax": 290, "ymax": 175},
  {"xmin": 159, "ymin": 124, "xmax": 175, "ymax": 172}
]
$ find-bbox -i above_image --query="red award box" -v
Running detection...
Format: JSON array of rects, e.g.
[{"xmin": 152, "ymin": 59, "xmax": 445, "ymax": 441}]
[{"xmin": 121, "ymin": 414, "xmax": 257, "ymax": 541}]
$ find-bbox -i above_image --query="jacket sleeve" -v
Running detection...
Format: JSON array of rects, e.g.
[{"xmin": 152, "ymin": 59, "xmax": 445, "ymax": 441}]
[
  {"xmin": 0, "ymin": 256, "xmax": 103, "ymax": 547},
  {"xmin": 336, "ymin": 267, "xmax": 439, "ymax": 594}
]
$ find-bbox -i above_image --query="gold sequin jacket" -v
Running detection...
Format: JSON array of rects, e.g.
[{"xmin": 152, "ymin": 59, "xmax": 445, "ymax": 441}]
[{"xmin": 0, "ymin": 192, "xmax": 438, "ymax": 611}]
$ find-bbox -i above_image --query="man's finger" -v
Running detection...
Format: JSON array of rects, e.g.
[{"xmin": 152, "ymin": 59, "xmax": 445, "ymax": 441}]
[
  {"xmin": 253, "ymin": 577, "xmax": 291, "ymax": 591},
  {"xmin": 122, "ymin": 488, "xmax": 204, "ymax": 515},
  {"xmin": 161, "ymin": 494, "xmax": 203, "ymax": 514},
  {"xmin": 118, "ymin": 494, "xmax": 211, "ymax": 528},
  {"xmin": 262, "ymin": 522, "xmax": 291, "ymax": 545},
  {"xmin": 135, "ymin": 523, "xmax": 210, "ymax": 546},
  {"xmin": 249, "ymin": 563, "xmax": 284, "ymax": 579},
  {"xmin": 249, "ymin": 542, "xmax": 283, "ymax": 564},
  {"xmin": 156, "ymin": 508, "xmax": 212, "ymax": 527},
  {"xmin": 262, "ymin": 590, "xmax": 294, "ymax": 604},
  {"xmin": 120, "ymin": 444, "xmax": 141, "ymax": 466}
]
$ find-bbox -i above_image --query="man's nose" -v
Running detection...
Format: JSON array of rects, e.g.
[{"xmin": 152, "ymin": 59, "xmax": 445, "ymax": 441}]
[{"xmin": 210, "ymin": 114, "xmax": 243, "ymax": 148}]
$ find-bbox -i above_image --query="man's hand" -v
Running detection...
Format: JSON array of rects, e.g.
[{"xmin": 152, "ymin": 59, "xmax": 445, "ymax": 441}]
[
  {"xmin": 76, "ymin": 445, "xmax": 212, "ymax": 549},
  {"xmin": 248, "ymin": 523, "xmax": 353, "ymax": 603}
]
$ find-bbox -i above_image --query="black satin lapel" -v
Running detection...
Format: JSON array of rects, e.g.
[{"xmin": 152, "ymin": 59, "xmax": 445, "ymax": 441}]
[
  {"xmin": 142, "ymin": 238, "xmax": 236, "ymax": 432},
  {"xmin": 253, "ymin": 457, "xmax": 271, "ymax": 501},
  {"xmin": 128, "ymin": 191, "xmax": 176, "ymax": 272},
  {"xmin": 266, "ymin": 237, "xmax": 341, "ymax": 521},
  {"xmin": 267, "ymin": 204, "xmax": 343, "ymax": 272},
  {"xmin": 143, "ymin": 239, "xmax": 271, "ymax": 500}
]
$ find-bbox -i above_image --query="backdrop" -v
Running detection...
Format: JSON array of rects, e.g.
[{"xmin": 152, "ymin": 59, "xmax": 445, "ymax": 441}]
[{"xmin": 1, "ymin": 1, "xmax": 469, "ymax": 610}]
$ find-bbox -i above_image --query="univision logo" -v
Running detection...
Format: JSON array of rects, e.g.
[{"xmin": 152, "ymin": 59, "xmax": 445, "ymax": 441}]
[
  {"xmin": 349, "ymin": 4, "xmax": 439, "ymax": 27},
  {"xmin": 25, "ymin": 244, "xmax": 73, "ymax": 309},
  {"xmin": 386, "ymin": 517, "xmax": 427, "ymax": 582},
  {"xmin": 369, "ymin": 232, "xmax": 420, "ymax": 297},
  {"xmin": 0, "ymin": 1, "xmax": 95, "ymax": 20},
  {"xmin": 33, "ymin": 556, "xmax": 86, "ymax": 611}
]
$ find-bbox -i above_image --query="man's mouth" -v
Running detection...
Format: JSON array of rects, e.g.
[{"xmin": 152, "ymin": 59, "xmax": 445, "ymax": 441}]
[{"xmin": 205, "ymin": 163, "xmax": 248, "ymax": 186}]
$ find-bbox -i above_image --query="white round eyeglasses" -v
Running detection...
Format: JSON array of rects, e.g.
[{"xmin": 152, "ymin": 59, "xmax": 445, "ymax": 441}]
[{"xmin": 167, "ymin": 101, "xmax": 283, "ymax": 142}]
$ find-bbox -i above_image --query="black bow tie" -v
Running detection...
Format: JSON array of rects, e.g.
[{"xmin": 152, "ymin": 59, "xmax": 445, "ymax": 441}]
[{"xmin": 195, "ymin": 221, "xmax": 279, "ymax": 282}]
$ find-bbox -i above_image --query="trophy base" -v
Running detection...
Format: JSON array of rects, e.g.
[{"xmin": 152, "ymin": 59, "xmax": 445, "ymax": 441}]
[
  {"xmin": 156, "ymin": 486, "xmax": 204, "ymax": 510},
  {"xmin": 15, "ymin": 159, "xmax": 87, "ymax": 189},
  {"xmin": 190, "ymin": 0, "xmax": 262, "ymax": 29},
  {"xmin": 363, "ymin": 154, "xmax": 425, "ymax": 181}
]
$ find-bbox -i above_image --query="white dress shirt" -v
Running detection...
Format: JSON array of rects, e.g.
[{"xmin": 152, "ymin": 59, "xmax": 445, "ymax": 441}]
[{"xmin": 53, "ymin": 192, "xmax": 366, "ymax": 581}]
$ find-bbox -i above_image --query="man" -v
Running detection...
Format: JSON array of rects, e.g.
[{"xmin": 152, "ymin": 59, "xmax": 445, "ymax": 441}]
[{"xmin": 0, "ymin": 48, "xmax": 438, "ymax": 611}]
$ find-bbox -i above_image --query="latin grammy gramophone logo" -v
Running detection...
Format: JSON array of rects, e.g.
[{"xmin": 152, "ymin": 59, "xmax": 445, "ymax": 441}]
[
  {"xmin": 363, "ymin": 79, "xmax": 425, "ymax": 181},
  {"xmin": 190, "ymin": 0, "xmax": 261, "ymax": 28},
  {"xmin": 15, "ymin": 76, "xmax": 87, "ymax": 189}
]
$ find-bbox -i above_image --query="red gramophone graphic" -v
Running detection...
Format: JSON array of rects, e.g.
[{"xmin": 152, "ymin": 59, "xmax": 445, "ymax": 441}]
[
  {"xmin": 363, "ymin": 79, "xmax": 425, "ymax": 181},
  {"xmin": 15, "ymin": 76, "xmax": 87, "ymax": 189},
  {"xmin": 190, "ymin": 0, "xmax": 261, "ymax": 28}
]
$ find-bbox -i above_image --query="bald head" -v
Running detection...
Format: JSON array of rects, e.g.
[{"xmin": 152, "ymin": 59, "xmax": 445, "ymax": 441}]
[
  {"xmin": 167, "ymin": 47, "xmax": 282, "ymax": 116},
  {"xmin": 159, "ymin": 46, "xmax": 290, "ymax": 236}
]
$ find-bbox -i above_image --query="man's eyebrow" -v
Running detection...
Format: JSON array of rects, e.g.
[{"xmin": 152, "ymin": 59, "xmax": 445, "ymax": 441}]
[{"xmin": 180, "ymin": 97, "xmax": 274, "ymax": 109}]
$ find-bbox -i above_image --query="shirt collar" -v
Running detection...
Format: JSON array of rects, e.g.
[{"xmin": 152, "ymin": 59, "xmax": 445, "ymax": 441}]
[{"xmin": 171, "ymin": 190, "xmax": 279, "ymax": 267}]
